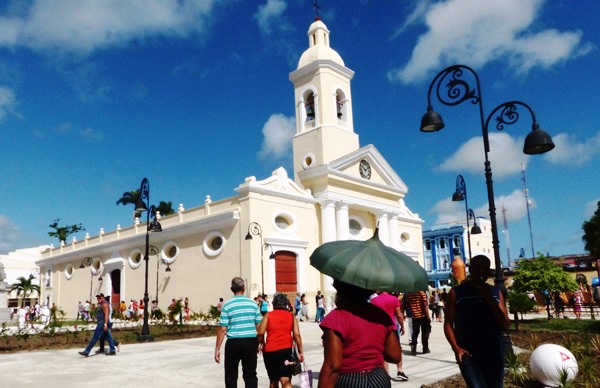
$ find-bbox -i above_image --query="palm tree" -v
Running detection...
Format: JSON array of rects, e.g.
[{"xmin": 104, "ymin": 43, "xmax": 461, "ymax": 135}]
[
  {"xmin": 116, "ymin": 189, "xmax": 141, "ymax": 219},
  {"xmin": 10, "ymin": 274, "xmax": 40, "ymax": 306},
  {"xmin": 157, "ymin": 201, "xmax": 175, "ymax": 217}
]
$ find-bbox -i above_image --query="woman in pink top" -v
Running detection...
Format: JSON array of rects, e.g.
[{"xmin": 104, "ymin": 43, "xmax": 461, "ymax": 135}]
[
  {"xmin": 319, "ymin": 280, "xmax": 402, "ymax": 387},
  {"xmin": 258, "ymin": 293, "xmax": 304, "ymax": 388}
]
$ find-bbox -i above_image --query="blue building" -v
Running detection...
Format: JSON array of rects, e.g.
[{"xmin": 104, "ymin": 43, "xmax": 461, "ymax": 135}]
[{"xmin": 423, "ymin": 217, "xmax": 494, "ymax": 288}]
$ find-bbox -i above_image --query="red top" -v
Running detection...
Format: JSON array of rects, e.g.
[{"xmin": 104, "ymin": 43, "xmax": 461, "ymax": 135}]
[
  {"xmin": 370, "ymin": 292, "xmax": 400, "ymax": 329},
  {"xmin": 264, "ymin": 310, "xmax": 294, "ymax": 352},
  {"xmin": 320, "ymin": 304, "xmax": 394, "ymax": 373}
]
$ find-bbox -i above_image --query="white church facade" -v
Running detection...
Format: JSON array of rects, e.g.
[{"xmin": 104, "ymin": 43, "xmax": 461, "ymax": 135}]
[{"xmin": 35, "ymin": 18, "xmax": 424, "ymax": 318}]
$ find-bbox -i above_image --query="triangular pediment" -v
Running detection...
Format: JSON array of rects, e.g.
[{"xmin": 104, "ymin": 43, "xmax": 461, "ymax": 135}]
[
  {"xmin": 298, "ymin": 145, "xmax": 408, "ymax": 194},
  {"xmin": 236, "ymin": 167, "xmax": 314, "ymax": 201}
]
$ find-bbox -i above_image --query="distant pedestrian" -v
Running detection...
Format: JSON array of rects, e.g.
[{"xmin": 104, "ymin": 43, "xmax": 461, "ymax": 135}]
[
  {"xmin": 214, "ymin": 277, "xmax": 261, "ymax": 388},
  {"xmin": 406, "ymin": 290, "xmax": 431, "ymax": 355},
  {"xmin": 444, "ymin": 255, "xmax": 510, "ymax": 388},
  {"xmin": 217, "ymin": 297, "xmax": 224, "ymax": 312}
]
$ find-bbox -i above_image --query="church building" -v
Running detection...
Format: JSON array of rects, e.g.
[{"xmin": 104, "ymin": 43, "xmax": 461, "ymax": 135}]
[{"xmin": 36, "ymin": 17, "xmax": 424, "ymax": 317}]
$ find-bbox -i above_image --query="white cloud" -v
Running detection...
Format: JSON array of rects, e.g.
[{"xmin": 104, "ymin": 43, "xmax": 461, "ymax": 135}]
[
  {"xmin": 0, "ymin": 0, "xmax": 215, "ymax": 53},
  {"xmin": 584, "ymin": 199, "xmax": 600, "ymax": 218},
  {"xmin": 254, "ymin": 0, "xmax": 288, "ymax": 36},
  {"xmin": 543, "ymin": 132, "xmax": 600, "ymax": 166},
  {"xmin": 0, "ymin": 215, "xmax": 23, "ymax": 253},
  {"xmin": 388, "ymin": 0, "xmax": 590, "ymax": 84},
  {"xmin": 258, "ymin": 113, "xmax": 295, "ymax": 160},
  {"xmin": 431, "ymin": 189, "xmax": 530, "ymax": 226},
  {"xmin": 54, "ymin": 122, "xmax": 103, "ymax": 142},
  {"xmin": 0, "ymin": 85, "xmax": 18, "ymax": 120},
  {"xmin": 438, "ymin": 132, "xmax": 527, "ymax": 180}
]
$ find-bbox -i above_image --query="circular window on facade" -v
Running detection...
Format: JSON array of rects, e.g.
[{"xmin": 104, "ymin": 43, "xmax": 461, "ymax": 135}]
[
  {"xmin": 273, "ymin": 212, "xmax": 297, "ymax": 235},
  {"xmin": 400, "ymin": 232, "xmax": 411, "ymax": 246},
  {"xmin": 203, "ymin": 231, "xmax": 225, "ymax": 257},
  {"xmin": 65, "ymin": 264, "xmax": 74, "ymax": 280},
  {"xmin": 128, "ymin": 249, "xmax": 144, "ymax": 269},
  {"xmin": 348, "ymin": 217, "xmax": 364, "ymax": 240},
  {"xmin": 302, "ymin": 153, "xmax": 315, "ymax": 169},
  {"xmin": 91, "ymin": 257, "xmax": 103, "ymax": 276},
  {"xmin": 161, "ymin": 241, "xmax": 179, "ymax": 264}
]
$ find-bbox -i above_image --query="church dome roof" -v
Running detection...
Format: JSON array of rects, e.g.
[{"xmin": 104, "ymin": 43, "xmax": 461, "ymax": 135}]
[{"xmin": 297, "ymin": 19, "xmax": 344, "ymax": 69}]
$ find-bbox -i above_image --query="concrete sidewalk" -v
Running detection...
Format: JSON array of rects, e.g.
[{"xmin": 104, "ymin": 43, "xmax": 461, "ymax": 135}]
[{"xmin": 0, "ymin": 320, "xmax": 459, "ymax": 387}]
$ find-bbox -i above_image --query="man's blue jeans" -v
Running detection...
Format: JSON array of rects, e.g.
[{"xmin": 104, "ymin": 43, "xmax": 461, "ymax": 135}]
[
  {"xmin": 459, "ymin": 354, "xmax": 504, "ymax": 388},
  {"xmin": 83, "ymin": 322, "xmax": 115, "ymax": 354}
]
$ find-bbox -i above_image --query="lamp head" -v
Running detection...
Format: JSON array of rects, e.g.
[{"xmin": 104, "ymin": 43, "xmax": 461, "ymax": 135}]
[
  {"xmin": 149, "ymin": 219, "xmax": 162, "ymax": 233},
  {"xmin": 420, "ymin": 105, "xmax": 445, "ymax": 132},
  {"xmin": 452, "ymin": 190, "xmax": 465, "ymax": 202},
  {"xmin": 135, "ymin": 197, "xmax": 148, "ymax": 212},
  {"xmin": 524, "ymin": 123, "xmax": 555, "ymax": 155},
  {"xmin": 165, "ymin": 265, "xmax": 172, "ymax": 272},
  {"xmin": 245, "ymin": 233, "xmax": 253, "ymax": 240},
  {"xmin": 471, "ymin": 224, "xmax": 482, "ymax": 235}
]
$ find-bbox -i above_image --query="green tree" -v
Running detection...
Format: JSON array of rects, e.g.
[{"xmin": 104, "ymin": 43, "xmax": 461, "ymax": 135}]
[
  {"xmin": 156, "ymin": 201, "xmax": 175, "ymax": 216},
  {"xmin": 506, "ymin": 290, "xmax": 536, "ymax": 331},
  {"xmin": 116, "ymin": 189, "xmax": 141, "ymax": 218},
  {"xmin": 10, "ymin": 275, "xmax": 40, "ymax": 306},
  {"xmin": 512, "ymin": 255, "xmax": 578, "ymax": 320},
  {"xmin": 582, "ymin": 200, "xmax": 600, "ymax": 258},
  {"xmin": 48, "ymin": 219, "xmax": 85, "ymax": 243}
]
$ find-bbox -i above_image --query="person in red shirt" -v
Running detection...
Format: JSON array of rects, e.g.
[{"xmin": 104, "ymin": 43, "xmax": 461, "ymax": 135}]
[
  {"xmin": 319, "ymin": 280, "xmax": 402, "ymax": 388},
  {"xmin": 257, "ymin": 293, "xmax": 304, "ymax": 388},
  {"xmin": 371, "ymin": 291, "xmax": 408, "ymax": 381}
]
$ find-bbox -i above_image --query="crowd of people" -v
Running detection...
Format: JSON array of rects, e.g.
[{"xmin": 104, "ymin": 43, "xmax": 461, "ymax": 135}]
[
  {"xmin": 213, "ymin": 255, "xmax": 514, "ymax": 387},
  {"xmin": 11, "ymin": 302, "xmax": 52, "ymax": 329}
]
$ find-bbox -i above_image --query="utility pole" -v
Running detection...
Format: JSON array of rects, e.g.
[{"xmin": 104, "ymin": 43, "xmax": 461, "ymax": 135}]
[
  {"xmin": 502, "ymin": 206, "xmax": 511, "ymax": 268},
  {"xmin": 522, "ymin": 163, "xmax": 535, "ymax": 258}
]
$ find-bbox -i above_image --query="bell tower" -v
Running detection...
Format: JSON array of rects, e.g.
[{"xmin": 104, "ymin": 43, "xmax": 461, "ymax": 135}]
[{"xmin": 290, "ymin": 18, "xmax": 359, "ymax": 183}]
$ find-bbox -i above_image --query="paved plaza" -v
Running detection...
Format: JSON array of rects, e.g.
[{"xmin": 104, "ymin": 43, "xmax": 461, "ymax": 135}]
[{"xmin": 0, "ymin": 319, "xmax": 461, "ymax": 387}]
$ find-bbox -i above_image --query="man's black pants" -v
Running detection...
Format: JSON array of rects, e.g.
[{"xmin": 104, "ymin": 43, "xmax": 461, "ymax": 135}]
[{"xmin": 224, "ymin": 337, "xmax": 258, "ymax": 388}]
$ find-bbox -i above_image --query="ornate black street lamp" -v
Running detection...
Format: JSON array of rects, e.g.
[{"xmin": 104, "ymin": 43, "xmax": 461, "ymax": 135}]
[
  {"xmin": 245, "ymin": 222, "xmax": 276, "ymax": 294},
  {"xmin": 421, "ymin": 64, "xmax": 555, "ymax": 285},
  {"xmin": 451, "ymin": 175, "xmax": 482, "ymax": 262},
  {"xmin": 135, "ymin": 178, "xmax": 162, "ymax": 342},
  {"xmin": 80, "ymin": 257, "xmax": 102, "ymax": 303}
]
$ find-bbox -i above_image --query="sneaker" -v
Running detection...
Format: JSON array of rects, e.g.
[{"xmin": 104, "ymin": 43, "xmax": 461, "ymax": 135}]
[
  {"xmin": 423, "ymin": 349, "xmax": 431, "ymax": 354},
  {"xmin": 78, "ymin": 351, "xmax": 89, "ymax": 357},
  {"xmin": 105, "ymin": 352, "xmax": 117, "ymax": 356},
  {"xmin": 94, "ymin": 349, "xmax": 105, "ymax": 354},
  {"xmin": 397, "ymin": 371, "xmax": 409, "ymax": 381}
]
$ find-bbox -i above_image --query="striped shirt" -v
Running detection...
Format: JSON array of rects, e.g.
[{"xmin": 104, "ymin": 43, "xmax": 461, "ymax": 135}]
[
  {"xmin": 406, "ymin": 291, "xmax": 428, "ymax": 319},
  {"xmin": 218, "ymin": 295, "xmax": 261, "ymax": 339}
]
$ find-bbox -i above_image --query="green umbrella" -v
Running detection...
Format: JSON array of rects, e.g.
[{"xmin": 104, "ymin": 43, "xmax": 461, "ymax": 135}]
[{"xmin": 309, "ymin": 228, "xmax": 429, "ymax": 293}]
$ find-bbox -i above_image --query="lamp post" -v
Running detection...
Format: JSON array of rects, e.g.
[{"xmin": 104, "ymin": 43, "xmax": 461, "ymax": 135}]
[
  {"xmin": 153, "ymin": 245, "xmax": 172, "ymax": 306},
  {"xmin": 421, "ymin": 64, "xmax": 555, "ymax": 286},
  {"xmin": 452, "ymin": 175, "xmax": 473, "ymax": 262},
  {"xmin": 245, "ymin": 222, "xmax": 265, "ymax": 294},
  {"xmin": 80, "ymin": 257, "xmax": 102, "ymax": 303},
  {"xmin": 245, "ymin": 222, "xmax": 276, "ymax": 294},
  {"xmin": 135, "ymin": 178, "xmax": 163, "ymax": 342}
]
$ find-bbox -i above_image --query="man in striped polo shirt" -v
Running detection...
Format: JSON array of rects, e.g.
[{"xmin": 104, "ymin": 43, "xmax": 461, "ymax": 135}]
[
  {"xmin": 406, "ymin": 290, "xmax": 431, "ymax": 356},
  {"xmin": 215, "ymin": 277, "xmax": 262, "ymax": 388}
]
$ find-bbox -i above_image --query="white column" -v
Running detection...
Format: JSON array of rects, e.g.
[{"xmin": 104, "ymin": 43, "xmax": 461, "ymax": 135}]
[
  {"xmin": 336, "ymin": 202, "xmax": 350, "ymax": 240},
  {"xmin": 389, "ymin": 213, "xmax": 400, "ymax": 250},
  {"xmin": 321, "ymin": 200, "xmax": 337, "ymax": 243},
  {"xmin": 319, "ymin": 200, "xmax": 338, "ymax": 294},
  {"xmin": 377, "ymin": 211, "xmax": 390, "ymax": 246}
]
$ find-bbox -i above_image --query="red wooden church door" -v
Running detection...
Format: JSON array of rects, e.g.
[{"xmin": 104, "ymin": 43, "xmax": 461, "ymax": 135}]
[{"xmin": 275, "ymin": 251, "xmax": 297, "ymax": 293}]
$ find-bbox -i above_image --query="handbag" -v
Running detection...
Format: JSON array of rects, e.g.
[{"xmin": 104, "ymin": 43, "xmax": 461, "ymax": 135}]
[
  {"xmin": 298, "ymin": 361, "xmax": 313, "ymax": 388},
  {"xmin": 287, "ymin": 347, "xmax": 302, "ymax": 376}
]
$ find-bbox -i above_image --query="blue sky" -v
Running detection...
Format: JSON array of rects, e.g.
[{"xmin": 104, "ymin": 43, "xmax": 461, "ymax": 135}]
[{"xmin": 0, "ymin": 0, "xmax": 598, "ymax": 264}]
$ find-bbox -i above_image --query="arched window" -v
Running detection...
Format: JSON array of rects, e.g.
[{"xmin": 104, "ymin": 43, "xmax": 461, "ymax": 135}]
[{"xmin": 305, "ymin": 91, "xmax": 315, "ymax": 122}]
